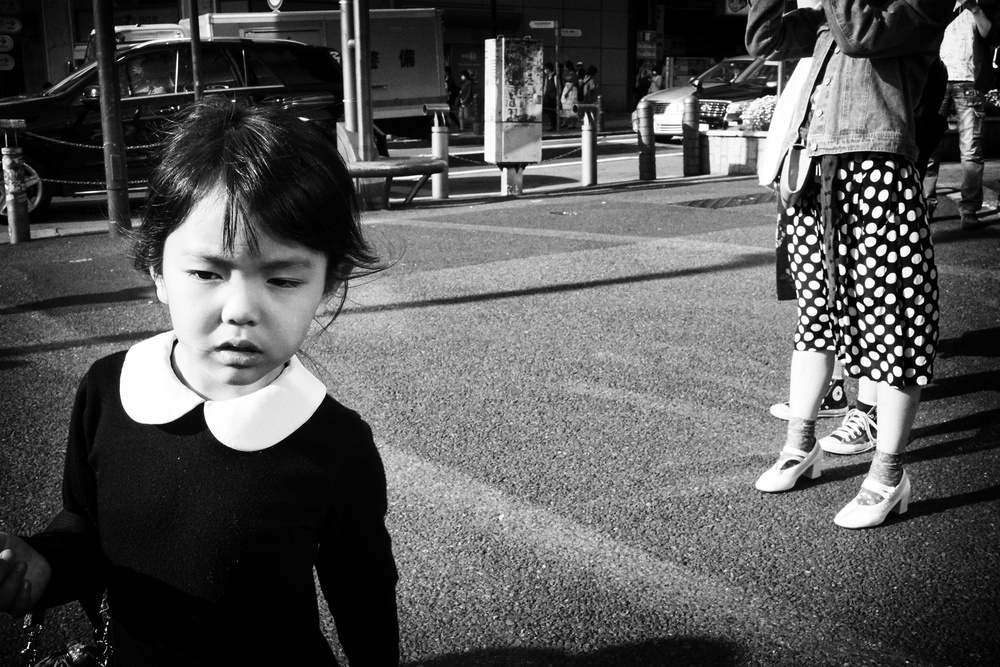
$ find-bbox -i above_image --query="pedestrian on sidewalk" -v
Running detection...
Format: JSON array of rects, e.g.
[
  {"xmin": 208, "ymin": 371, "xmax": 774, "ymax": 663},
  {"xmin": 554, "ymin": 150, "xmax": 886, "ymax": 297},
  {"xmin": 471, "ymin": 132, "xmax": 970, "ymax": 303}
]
[
  {"xmin": 749, "ymin": 0, "xmax": 952, "ymax": 528},
  {"xmin": 560, "ymin": 60, "xmax": 579, "ymax": 129},
  {"xmin": 581, "ymin": 65, "xmax": 599, "ymax": 105},
  {"xmin": 543, "ymin": 62, "xmax": 559, "ymax": 131},
  {"xmin": 459, "ymin": 69, "xmax": 475, "ymax": 131},
  {"xmin": 923, "ymin": 1, "xmax": 999, "ymax": 229},
  {"xmin": 445, "ymin": 65, "xmax": 462, "ymax": 128},
  {"xmin": 0, "ymin": 99, "xmax": 400, "ymax": 663}
]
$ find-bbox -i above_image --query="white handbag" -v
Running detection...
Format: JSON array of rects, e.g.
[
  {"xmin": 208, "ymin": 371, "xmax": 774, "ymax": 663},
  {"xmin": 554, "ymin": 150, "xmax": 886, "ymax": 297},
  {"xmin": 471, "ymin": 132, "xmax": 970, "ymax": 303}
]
[{"xmin": 758, "ymin": 57, "xmax": 813, "ymax": 189}]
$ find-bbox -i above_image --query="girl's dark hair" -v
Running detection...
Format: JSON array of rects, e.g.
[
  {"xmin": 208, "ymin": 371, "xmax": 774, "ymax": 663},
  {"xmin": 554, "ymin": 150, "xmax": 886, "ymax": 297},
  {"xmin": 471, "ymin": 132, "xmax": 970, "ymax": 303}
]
[{"xmin": 132, "ymin": 98, "xmax": 379, "ymax": 309}]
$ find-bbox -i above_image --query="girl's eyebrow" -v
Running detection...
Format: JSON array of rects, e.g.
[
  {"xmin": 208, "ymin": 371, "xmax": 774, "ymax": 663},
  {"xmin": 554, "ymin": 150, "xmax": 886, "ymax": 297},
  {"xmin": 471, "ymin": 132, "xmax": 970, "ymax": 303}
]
[{"xmin": 181, "ymin": 251, "xmax": 318, "ymax": 271}]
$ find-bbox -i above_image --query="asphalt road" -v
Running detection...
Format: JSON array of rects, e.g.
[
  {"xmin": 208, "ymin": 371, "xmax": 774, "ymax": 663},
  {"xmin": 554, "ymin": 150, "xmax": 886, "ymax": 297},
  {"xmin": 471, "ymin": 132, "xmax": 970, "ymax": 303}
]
[{"xmin": 1, "ymin": 141, "xmax": 998, "ymax": 666}]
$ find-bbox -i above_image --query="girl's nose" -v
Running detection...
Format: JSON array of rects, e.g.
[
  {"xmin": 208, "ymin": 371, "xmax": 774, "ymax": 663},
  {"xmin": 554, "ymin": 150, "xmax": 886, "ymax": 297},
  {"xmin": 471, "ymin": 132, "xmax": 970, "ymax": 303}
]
[{"xmin": 221, "ymin": 280, "xmax": 261, "ymax": 326}]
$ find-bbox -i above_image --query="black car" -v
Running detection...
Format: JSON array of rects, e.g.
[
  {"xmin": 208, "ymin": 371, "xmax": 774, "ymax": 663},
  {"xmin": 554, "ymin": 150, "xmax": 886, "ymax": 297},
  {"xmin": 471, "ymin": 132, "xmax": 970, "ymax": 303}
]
[{"xmin": 0, "ymin": 37, "xmax": 344, "ymax": 219}]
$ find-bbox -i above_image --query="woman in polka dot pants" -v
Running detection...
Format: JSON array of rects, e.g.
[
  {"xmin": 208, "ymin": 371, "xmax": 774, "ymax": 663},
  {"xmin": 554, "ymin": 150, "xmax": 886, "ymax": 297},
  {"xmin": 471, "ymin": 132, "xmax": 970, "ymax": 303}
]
[{"xmin": 748, "ymin": 0, "xmax": 952, "ymax": 528}]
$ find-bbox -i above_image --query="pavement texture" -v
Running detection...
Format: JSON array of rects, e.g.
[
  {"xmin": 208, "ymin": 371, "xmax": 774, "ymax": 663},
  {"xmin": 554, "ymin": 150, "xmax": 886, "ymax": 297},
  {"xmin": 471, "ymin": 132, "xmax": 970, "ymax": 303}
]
[{"xmin": 0, "ymin": 133, "xmax": 998, "ymax": 666}]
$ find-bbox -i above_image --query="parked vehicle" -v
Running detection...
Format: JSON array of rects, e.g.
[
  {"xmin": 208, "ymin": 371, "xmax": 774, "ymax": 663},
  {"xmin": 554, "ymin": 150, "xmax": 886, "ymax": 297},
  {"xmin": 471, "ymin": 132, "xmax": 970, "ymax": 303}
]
[
  {"xmin": 80, "ymin": 24, "xmax": 187, "ymax": 66},
  {"xmin": 0, "ymin": 37, "xmax": 343, "ymax": 220},
  {"xmin": 188, "ymin": 8, "xmax": 447, "ymax": 140},
  {"xmin": 634, "ymin": 56, "xmax": 787, "ymax": 139}
]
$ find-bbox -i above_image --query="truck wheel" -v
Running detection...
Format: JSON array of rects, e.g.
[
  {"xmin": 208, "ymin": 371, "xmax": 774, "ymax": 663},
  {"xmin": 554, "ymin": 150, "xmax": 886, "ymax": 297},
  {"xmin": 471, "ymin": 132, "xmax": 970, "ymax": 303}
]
[{"xmin": 1, "ymin": 157, "xmax": 52, "ymax": 223}]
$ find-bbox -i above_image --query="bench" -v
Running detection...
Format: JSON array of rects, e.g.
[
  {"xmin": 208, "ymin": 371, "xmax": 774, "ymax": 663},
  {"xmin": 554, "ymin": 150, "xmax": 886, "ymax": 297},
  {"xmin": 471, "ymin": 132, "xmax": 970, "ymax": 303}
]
[{"xmin": 348, "ymin": 156, "xmax": 449, "ymax": 206}]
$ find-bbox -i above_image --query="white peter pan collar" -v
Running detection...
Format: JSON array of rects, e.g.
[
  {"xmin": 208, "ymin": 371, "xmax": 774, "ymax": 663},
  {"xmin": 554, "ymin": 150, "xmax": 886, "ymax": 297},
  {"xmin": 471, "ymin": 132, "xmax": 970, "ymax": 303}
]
[{"xmin": 120, "ymin": 332, "xmax": 327, "ymax": 452}]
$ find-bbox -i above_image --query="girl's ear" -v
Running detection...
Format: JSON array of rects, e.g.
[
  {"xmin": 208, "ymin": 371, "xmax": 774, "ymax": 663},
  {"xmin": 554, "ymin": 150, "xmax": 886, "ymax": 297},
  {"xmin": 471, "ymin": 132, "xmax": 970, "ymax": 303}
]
[{"xmin": 151, "ymin": 268, "xmax": 169, "ymax": 305}]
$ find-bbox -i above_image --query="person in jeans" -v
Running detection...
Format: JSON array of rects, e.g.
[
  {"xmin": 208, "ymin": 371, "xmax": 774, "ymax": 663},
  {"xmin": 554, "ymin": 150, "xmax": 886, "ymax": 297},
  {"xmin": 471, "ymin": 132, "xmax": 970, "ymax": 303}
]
[
  {"xmin": 923, "ymin": 1, "xmax": 994, "ymax": 230},
  {"xmin": 748, "ymin": 0, "xmax": 951, "ymax": 529}
]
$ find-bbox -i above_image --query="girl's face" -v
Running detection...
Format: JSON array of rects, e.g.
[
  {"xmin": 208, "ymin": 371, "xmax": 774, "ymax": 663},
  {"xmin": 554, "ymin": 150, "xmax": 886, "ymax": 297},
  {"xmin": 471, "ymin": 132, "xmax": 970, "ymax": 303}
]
[{"xmin": 153, "ymin": 189, "xmax": 330, "ymax": 401}]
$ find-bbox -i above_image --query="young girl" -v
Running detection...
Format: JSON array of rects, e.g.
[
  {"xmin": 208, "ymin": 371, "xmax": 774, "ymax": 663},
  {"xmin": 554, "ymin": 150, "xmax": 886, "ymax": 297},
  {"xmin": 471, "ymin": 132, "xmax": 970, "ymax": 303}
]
[
  {"xmin": 0, "ymin": 99, "xmax": 399, "ymax": 664},
  {"xmin": 749, "ymin": 1, "xmax": 951, "ymax": 528}
]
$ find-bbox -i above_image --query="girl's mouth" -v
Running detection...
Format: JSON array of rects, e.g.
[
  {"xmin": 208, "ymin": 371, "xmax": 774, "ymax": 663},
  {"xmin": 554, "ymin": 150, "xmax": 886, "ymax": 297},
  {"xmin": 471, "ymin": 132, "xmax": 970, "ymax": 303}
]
[{"xmin": 216, "ymin": 341, "xmax": 263, "ymax": 365}]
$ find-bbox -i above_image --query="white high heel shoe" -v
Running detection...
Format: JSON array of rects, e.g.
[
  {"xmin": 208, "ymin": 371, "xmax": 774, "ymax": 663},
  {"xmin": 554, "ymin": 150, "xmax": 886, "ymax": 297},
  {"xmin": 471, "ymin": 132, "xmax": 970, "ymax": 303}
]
[
  {"xmin": 834, "ymin": 471, "xmax": 911, "ymax": 529},
  {"xmin": 755, "ymin": 444, "xmax": 823, "ymax": 493}
]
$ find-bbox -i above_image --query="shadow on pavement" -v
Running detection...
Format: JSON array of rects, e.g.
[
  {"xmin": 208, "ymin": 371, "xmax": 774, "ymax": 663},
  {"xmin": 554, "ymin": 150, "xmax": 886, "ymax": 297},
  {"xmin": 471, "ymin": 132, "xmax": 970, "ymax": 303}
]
[
  {"xmin": 402, "ymin": 637, "xmax": 738, "ymax": 667},
  {"xmin": 0, "ymin": 329, "xmax": 164, "ymax": 362},
  {"xmin": 0, "ymin": 286, "xmax": 157, "ymax": 316},
  {"xmin": 937, "ymin": 326, "xmax": 1000, "ymax": 359},
  {"xmin": 341, "ymin": 253, "xmax": 772, "ymax": 316}
]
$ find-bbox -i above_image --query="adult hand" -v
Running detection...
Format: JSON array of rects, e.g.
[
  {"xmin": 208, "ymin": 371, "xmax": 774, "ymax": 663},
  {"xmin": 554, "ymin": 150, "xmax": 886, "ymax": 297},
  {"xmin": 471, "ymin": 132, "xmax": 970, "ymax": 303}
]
[{"xmin": 0, "ymin": 533, "xmax": 51, "ymax": 617}]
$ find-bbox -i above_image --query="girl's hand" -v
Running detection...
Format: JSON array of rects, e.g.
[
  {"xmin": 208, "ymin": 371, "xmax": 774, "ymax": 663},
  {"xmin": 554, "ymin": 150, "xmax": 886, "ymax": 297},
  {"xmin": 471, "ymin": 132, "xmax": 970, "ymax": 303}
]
[{"xmin": 0, "ymin": 534, "xmax": 51, "ymax": 617}]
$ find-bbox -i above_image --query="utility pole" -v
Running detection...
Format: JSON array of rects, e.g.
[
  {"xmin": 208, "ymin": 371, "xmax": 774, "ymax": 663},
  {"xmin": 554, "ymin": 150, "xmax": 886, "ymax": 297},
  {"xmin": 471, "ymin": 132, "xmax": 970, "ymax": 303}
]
[{"xmin": 92, "ymin": 0, "xmax": 130, "ymax": 232}]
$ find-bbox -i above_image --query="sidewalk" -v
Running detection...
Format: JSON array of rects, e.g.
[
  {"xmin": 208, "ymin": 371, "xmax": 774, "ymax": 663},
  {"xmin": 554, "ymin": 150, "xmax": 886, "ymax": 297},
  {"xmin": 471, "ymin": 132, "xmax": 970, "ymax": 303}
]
[{"xmin": 4, "ymin": 124, "xmax": 1000, "ymax": 243}]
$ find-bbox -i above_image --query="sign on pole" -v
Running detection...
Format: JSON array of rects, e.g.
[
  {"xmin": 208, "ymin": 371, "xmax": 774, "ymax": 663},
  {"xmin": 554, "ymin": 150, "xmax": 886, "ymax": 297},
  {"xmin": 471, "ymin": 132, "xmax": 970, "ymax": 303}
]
[
  {"xmin": 528, "ymin": 20, "xmax": 555, "ymax": 29},
  {"xmin": 560, "ymin": 28, "xmax": 581, "ymax": 37}
]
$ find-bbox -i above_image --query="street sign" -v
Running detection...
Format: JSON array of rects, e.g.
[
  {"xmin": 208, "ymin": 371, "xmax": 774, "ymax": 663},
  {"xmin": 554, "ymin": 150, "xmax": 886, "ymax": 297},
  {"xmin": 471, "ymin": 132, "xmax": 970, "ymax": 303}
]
[
  {"xmin": 529, "ymin": 20, "xmax": 556, "ymax": 29},
  {"xmin": 0, "ymin": 1, "xmax": 20, "ymax": 13},
  {"xmin": 0, "ymin": 34, "xmax": 12, "ymax": 52},
  {"xmin": 560, "ymin": 28, "xmax": 582, "ymax": 37},
  {"xmin": 0, "ymin": 53, "xmax": 14, "ymax": 70},
  {"xmin": 0, "ymin": 16, "xmax": 20, "ymax": 33}
]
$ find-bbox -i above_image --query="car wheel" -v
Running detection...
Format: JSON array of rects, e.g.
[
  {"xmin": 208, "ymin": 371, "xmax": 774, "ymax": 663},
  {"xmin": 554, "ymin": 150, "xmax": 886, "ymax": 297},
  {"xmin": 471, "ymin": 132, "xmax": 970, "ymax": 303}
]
[{"xmin": 1, "ymin": 156, "xmax": 51, "ymax": 223}]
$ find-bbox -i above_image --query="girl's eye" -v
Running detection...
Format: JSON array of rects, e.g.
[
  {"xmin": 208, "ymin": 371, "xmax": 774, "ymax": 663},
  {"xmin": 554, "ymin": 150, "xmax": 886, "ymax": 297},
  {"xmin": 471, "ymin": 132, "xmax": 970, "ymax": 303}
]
[
  {"xmin": 269, "ymin": 278, "xmax": 303, "ymax": 288},
  {"xmin": 189, "ymin": 270, "xmax": 219, "ymax": 281}
]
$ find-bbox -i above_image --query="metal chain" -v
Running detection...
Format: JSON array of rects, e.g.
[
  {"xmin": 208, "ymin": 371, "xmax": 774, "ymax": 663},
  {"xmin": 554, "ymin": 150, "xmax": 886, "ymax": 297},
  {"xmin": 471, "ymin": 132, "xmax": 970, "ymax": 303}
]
[
  {"xmin": 39, "ymin": 177, "xmax": 148, "ymax": 187},
  {"xmin": 21, "ymin": 130, "xmax": 165, "ymax": 152},
  {"xmin": 447, "ymin": 144, "xmax": 583, "ymax": 168}
]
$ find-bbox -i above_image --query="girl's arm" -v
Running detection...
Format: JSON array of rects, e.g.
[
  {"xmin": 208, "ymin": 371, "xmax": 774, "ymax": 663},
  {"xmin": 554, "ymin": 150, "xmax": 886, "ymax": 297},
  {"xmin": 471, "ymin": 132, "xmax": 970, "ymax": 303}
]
[
  {"xmin": 747, "ymin": 0, "xmax": 825, "ymax": 60},
  {"xmin": 318, "ymin": 420, "xmax": 399, "ymax": 666},
  {"xmin": 822, "ymin": 0, "xmax": 954, "ymax": 57},
  {"xmin": 21, "ymin": 374, "xmax": 106, "ymax": 613}
]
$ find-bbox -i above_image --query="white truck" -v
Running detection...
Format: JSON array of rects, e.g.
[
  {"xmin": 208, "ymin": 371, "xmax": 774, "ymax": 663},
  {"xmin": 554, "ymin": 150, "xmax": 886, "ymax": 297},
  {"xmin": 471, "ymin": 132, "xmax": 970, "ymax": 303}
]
[{"xmin": 186, "ymin": 9, "xmax": 447, "ymax": 139}]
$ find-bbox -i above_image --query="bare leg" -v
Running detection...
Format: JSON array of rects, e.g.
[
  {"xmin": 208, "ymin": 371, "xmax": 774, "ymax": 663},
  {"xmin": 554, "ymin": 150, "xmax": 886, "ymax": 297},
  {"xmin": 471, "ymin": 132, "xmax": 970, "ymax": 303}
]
[
  {"xmin": 874, "ymin": 383, "xmax": 921, "ymax": 456},
  {"xmin": 788, "ymin": 349, "xmax": 835, "ymax": 420},
  {"xmin": 856, "ymin": 376, "xmax": 878, "ymax": 408}
]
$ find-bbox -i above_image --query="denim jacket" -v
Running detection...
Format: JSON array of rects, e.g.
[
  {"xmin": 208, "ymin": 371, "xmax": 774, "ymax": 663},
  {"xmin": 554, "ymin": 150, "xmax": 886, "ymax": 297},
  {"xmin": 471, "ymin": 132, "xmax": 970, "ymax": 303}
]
[{"xmin": 747, "ymin": 0, "xmax": 952, "ymax": 165}]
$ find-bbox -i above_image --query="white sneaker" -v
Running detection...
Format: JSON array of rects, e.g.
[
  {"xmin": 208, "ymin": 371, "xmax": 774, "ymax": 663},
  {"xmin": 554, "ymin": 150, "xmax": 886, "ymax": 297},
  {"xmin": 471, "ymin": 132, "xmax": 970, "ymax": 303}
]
[
  {"xmin": 769, "ymin": 378, "xmax": 848, "ymax": 420},
  {"xmin": 819, "ymin": 407, "xmax": 877, "ymax": 455}
]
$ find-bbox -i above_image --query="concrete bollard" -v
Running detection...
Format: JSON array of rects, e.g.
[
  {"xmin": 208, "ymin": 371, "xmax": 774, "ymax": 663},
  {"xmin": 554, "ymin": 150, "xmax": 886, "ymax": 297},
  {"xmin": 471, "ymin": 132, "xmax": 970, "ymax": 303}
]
[
  {"xmin": 636, "ymin": 99, "xmax": 656, "ymax": 181},
  {"xmin": 2, "ymin": 145, "xmax": 30, "ymax": 243},
  {"xmin": 682, "ymin": 94, "xmax": 703, "ymax": 177},
  {"xmin": 424, "ymin": 103, "xmax": 451, "ymax": 200},
  {"xmin": 574, "ymin": 103, "xmax": 599, "ymax": 186}
]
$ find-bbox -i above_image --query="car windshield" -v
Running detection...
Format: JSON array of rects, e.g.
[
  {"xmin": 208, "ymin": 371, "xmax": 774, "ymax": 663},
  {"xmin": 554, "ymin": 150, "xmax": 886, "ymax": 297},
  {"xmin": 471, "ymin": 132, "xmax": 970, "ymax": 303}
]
[
  {"xmin": 697, "ymin": 59, "xmax": 753, "ymax": 85},
  {"xmin": 733, "ymin": 59, "xmax": 779, "ymax": 87},
  {"xmin": 43, "ymin": 63, "xmax": 96, "ymax": 95}
]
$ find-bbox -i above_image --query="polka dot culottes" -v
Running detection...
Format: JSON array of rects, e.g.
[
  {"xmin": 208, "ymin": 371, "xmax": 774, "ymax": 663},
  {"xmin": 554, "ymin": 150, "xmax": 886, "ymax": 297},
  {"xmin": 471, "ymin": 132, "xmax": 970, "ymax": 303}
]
[{"xmin": 781, "ymin": 154, "xmax": 939, "ymax": 387}]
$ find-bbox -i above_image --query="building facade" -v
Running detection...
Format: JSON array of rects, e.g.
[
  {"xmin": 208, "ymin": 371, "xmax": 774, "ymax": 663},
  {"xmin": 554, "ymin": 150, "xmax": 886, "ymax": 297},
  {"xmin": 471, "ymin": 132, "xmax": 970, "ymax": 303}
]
[{"xmin": 0, "ymin": 0, "xmax": 751, "ymax": 112}]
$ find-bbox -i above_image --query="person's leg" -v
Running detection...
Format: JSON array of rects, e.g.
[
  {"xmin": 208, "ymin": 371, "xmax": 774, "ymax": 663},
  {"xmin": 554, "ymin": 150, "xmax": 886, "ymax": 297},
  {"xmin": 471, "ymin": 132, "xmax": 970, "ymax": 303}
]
[
  {"xmin": 835, "ymin": 156, "xmax": 937, "ymax": 527},
  {"xmin": 757, "ymin": 174, "xmax": 833, "ymax": 493},
  {"xmin": 921, "ymin": 86, "xmax": 953, "ymax": 216},
  {"xmin": 954, "ymin": 83, "xmax": 985, "ymax": 217},
  {"xmin": 788, "ymin": 350, "xmax": 835, "ymax": 421}
]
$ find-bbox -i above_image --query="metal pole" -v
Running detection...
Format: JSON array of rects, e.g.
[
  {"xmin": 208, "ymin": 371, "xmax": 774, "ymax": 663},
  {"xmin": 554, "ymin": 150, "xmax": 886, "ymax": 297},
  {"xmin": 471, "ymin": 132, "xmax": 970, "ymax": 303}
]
[
  {"xmin": 2, "ymin": 143, "xmax": 30, "ymax": 243},
  {"xmin": 554, "ymin": 22, "xmax": 560, "ymax": 134},
  {"xmin": 575, "ymin": 103, "xmax": 598, "ymax": 186},
  {"xmin": 637, "ymin": 99, "xmax": 655, "ymax": 180},
  {"xmin": 340, "ymin": 0, "xmax": 357, "ymax": 133},
  {"xmin": 93, "ymin": 0, "xmax": 131, "ymax": 232},
  {"xmin": 188, "ymin": 0, "xmax": 203, "ymax": 101},
  {"xmin": 425, "ymin": 104, "xmax": 450, "ymax": 199},
  {"xmin": 354, "ymin": 0, "xmax": 374, "ymax": 160},
  {"xmin": 682, "ymin": 93, "xmax": 702, "ymax": 177}
]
